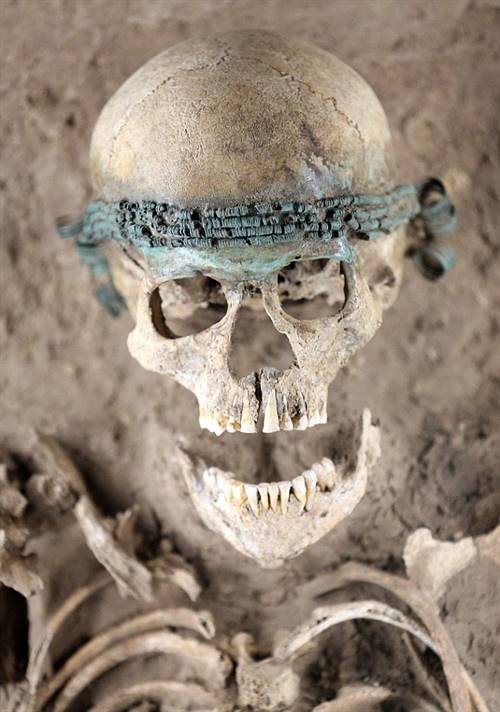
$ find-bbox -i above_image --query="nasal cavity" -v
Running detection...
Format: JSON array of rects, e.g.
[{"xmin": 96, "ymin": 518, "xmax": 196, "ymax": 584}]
[{"xmin": 228, "ymin": 305, "xmax": 295, "ymax": 378}]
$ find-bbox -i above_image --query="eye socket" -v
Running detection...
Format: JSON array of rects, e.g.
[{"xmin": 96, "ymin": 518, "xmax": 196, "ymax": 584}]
[
  {"xmin": 278, "ymin": 259, "xmax": 346, "ymax": 318},
  {"xmin": 150, "ymin": 277, "xmax": 228, "ymax": 339}
]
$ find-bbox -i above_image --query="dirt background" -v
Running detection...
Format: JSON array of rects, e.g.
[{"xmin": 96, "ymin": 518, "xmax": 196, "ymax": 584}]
[{"xmin": 1, "ymin": 0, "xmax": 499, "ymax": 708}]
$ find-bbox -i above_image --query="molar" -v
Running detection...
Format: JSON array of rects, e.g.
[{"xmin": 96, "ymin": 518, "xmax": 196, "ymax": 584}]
[{"xmin": 313, "ymin": 458, "xmax": 336, "ymax": 491}]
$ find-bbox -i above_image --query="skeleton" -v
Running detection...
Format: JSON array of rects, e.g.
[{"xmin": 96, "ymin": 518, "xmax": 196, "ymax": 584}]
[
  {"xmin": 57, "ymin": 31, "xmax": 456, "ymax": 564},
  {"xmin": 2, "ymin": 435, "xmax": 492, "ymax": 712}
]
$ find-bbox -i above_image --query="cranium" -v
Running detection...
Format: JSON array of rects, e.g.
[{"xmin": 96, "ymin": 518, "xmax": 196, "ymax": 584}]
[
  {"xmin": 60, "ymin": 31, "xmax": 456, "ymax": 565},
  {"xmin": 81, "ymin": 30, "xmax": 416, "ymax": 436}
]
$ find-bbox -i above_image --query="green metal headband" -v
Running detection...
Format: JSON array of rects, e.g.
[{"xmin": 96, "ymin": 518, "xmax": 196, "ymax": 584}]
[{"xmin": 57, "ymin": 177, "xmax": 457, "ymax": 316}]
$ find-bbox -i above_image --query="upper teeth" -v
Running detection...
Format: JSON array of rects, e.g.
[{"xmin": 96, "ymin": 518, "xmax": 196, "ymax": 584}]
[
  {"xmin": 262, "ymin": 390, "xmax": 280, "ymax": 433},
  {"xmin": 198, "ymin": 385, "xmax": 328, "ymax": 436},
  {"xmin": 202, "ymin": 458, "xmax": 337, "ymax": 516}
]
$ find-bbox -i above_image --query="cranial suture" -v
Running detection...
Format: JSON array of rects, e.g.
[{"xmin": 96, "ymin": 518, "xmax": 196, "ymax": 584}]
[{"xmin": 60, "ymin": 30, "xmax": 457, "ymax": 437}]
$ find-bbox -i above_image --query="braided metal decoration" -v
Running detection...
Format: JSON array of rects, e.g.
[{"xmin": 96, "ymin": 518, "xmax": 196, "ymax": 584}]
[{"xmin": 57, "ymin": 178, "xmax": 457, "ymax": 316}]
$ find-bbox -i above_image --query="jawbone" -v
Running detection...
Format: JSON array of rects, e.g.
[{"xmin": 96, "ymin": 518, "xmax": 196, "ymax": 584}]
[{"xmin": 179, "ymin": 409, "xmax": 381, "ymax": 568}]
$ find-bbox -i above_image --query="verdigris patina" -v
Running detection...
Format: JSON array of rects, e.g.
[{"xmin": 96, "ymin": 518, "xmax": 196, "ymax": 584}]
[{"xmin": 61, "ymin": 178, "xmax": 456, "ymax": 310}]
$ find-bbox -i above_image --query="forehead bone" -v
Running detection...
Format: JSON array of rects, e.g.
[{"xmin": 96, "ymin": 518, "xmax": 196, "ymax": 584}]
[{"xmin": 90, "ymin": 30, "xmax": 394, "ymax": 206}]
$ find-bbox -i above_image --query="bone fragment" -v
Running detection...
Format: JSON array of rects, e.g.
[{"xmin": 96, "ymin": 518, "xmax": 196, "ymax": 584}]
[
  {"xmin": 0, "ymin": 682, "xmax": 30, "ymax": 712},
  {"xmin": 404, "ymin": 528, "xmax": 478, "ymax": 600},
  {"xmin": 403, "ymin": 633, "xmax": 454, "ymax": 712},
  {"xmin": 148, "ymin": 546, "xmax": 202, "ymax": 602},
  {"xmin": 34, "ymin": 433, "xmax": 87, "ymax": 497},
  {"xmin": 0, "ymin": 463, "xmax": 42, "ymax": 598},
  {"xmin": 311, "ymin": 685, "xmax": 392, "ymax": 712},
  {"xmin": 476, "ymin": 522, "xmax": 500, "ymax": 568},
  {"xmin": 74, "ymin": 497, "xmax": 153, "ymax": 601},
  {"xmin": 0, "ymin": 531, "xmax": 42, "ymax": 598},
  {"xmin": 233, "ymin": 633, "xmax": 299, "ymax": 711}
]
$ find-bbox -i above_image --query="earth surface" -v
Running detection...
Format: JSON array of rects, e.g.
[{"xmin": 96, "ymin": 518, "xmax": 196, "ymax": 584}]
[{"xmin": 1, "ymin": 0, "xmax": 499, "ymax": 708}]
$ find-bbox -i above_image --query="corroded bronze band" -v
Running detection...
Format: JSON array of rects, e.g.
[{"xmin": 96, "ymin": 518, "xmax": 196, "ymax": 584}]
[
  {"xmin": 56, "ymin": 177, "xmax": 457, "ymax": 316},
  {"xmin": 61, "ymin": 183, "xmax": 425, "ymax": 253}
]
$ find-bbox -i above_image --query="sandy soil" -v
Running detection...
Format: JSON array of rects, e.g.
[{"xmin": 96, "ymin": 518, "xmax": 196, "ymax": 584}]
[{"xmin": 1, "ymin": 0, "xmax": 499, "ymax": 707}]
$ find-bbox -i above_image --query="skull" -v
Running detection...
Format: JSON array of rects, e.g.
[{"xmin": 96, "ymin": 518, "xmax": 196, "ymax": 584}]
[
  {"xmin": 58, "ymin": 31, "xmax": 455, "ymax": 565},
  {"xmin": 87, "ymin": 30, "xmax": 407, "ymax": 436}
]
